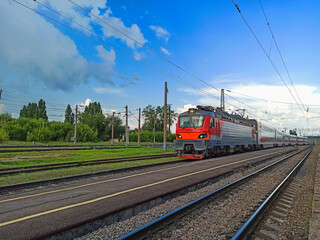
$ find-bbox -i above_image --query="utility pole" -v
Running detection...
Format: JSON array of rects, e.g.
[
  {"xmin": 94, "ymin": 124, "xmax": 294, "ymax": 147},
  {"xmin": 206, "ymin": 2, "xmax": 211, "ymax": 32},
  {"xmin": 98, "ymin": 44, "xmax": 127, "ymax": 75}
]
[
  {"xmin": 125, "ymin": 105, "xmax": 129, "ymax": 146},
  {"xmin": 0, "ymin": 89, "xmax": 3, "ymax": 126},
  {"xmin": 163, "ymin": 81, "xmax": 168, "ymax": 151},
  {"xmin": 111, "ymin": 111, "xmax": 115, "ymax": 145},
  {"xmin": 307, "ymin": 106, "xmax": 309, "ymax": 130},
  {"xmin": 168, "ymin": 104, "xmax": 171, "ymax": 134},
  {"xmin": 153, "ymin": 116, "xmax": 156, "ymax": 144},
  {"xmin": 74, "ymin": 105, "xmax": 78, "ymax": 145},
  {"xmin": 138, "ymin": 108, "xmax": 141, "ymax": 146},
  {"xmin": 220, "ymin": 89, "xmax": 225, "ymax": 111}
]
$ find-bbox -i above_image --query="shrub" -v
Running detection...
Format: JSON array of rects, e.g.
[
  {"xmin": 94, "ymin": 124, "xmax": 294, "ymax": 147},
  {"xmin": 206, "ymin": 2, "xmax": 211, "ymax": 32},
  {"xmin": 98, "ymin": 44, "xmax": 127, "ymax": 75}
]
[
  {"xmin": 0, "ymin": 128, "xmax": 9, "ymax": 143},
  {"xmin": 77, "ymin": 124, "xmax": 98, "ymax": 142}
]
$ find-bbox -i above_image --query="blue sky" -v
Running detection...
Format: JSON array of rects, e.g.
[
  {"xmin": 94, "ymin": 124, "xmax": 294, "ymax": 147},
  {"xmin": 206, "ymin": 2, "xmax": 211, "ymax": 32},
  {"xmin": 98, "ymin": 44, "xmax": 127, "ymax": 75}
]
[{"xmin": 0, "ymin": 0, "xmax": 319, "ymax": 133}]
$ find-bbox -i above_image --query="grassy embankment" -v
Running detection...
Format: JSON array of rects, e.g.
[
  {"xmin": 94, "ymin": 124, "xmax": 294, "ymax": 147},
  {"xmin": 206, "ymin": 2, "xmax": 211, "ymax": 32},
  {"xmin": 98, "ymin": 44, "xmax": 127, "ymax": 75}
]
[{"xmin": 0, "ymin": 147, "xmax": 179, "ymax": 186}]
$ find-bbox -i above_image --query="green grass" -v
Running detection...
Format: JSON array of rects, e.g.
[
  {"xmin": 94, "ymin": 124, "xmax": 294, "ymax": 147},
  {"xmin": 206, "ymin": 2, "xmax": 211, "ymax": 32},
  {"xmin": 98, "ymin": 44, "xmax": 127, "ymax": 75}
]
[
  {"xmin": 0, "ymin": 147, "xmax": 175, "ymax": 168},
  {"xmin": 0, "ymin": 157, "xmax": 180, "ymax": 186}
]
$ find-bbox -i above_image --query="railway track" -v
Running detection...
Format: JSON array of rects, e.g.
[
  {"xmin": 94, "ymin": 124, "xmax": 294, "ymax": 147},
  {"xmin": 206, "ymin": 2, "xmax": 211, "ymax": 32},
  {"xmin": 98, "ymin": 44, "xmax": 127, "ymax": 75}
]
[
  {"xmin": 0, "ymin": 153, "xmax": 176, "ymax": 176},
  {"xmin": 0, "ymin": 144, "xmax": 166, "ymax": 153},
  {"xmin": 0, "ymin": 147, "xmax": 301, "ymax": 240},
  {"xmin": 117, "ymin": 147, "xmax": 312, "ymax": 239},
  {"xmin": 0, "ymin": 145, "xmax": 140, "ymax": 153},
  {"xmin": 0, "ymin": 143, "xmax": 163, "ymax": 149},
  {"xmin": 232, "ymin": 147, "xmax": 313, "ymax": 240}
]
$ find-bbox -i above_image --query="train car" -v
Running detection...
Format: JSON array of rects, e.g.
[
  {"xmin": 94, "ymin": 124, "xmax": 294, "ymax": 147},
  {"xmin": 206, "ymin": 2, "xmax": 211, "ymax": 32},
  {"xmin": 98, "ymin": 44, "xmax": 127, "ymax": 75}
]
[
  {"xmin": 174, "ymin": 106, "xmax": 257, "ymax": 159},
  {"xmin": 276, "ymin": 130, "xmax": 284, "ymax": 147},
  {"xmin": 283, "ymin": 133, "xmax": 290, "ymax": 146},
  {"xmin": 246, "ymin": 119, "xmax": 276, "ymax": 148},
  {"xmin": 289, "ymin": 135, "xmax": 297, "ymax": 145},
  {"xmin": 297, "ymin": 136, "xmax": 303, "ymax": 145}
]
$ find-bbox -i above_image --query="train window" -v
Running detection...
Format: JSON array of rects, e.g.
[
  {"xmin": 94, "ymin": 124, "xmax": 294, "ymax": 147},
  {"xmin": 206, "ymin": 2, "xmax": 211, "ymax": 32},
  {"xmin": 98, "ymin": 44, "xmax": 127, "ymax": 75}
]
[
  {"xmin": 179, "ymin": 115, "xmax": 206, "ymax": 128},
  {"xmin": 179, "ymin": 116, "xmax": 191, "ymax": 128},
  {"xmin": 210, "ymin": 118, "xmax": 214, "ymax": 128}
]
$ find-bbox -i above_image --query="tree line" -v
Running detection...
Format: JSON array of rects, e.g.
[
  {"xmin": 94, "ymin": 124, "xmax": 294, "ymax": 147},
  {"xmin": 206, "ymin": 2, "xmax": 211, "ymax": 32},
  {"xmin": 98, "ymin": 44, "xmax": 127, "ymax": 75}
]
[{"xmin": 0, "ymin": 99, "xmax": 177, "ymax": 143}]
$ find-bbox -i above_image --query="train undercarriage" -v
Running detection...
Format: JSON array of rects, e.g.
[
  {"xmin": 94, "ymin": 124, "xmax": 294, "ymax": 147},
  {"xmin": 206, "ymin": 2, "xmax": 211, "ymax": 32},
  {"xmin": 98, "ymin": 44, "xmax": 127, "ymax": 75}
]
[{"xmin": 174, "ymin": 140, "xmax": 259, "ymax": 159}]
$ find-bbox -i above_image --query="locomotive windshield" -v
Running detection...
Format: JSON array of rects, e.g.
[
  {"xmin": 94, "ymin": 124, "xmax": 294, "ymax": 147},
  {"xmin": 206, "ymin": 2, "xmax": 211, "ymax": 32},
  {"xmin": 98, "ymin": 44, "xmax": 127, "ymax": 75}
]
[{"xmin": 179, "ymin": 115, "xmax": 206, "ymax": 128}]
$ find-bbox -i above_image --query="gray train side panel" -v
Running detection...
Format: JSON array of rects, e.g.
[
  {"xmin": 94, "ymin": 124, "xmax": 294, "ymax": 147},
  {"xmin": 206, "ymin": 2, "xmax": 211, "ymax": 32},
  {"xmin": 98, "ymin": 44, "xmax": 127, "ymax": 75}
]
[{"xmin": 220, "ymin": 121, "xmax": 254, "ymax": 148}]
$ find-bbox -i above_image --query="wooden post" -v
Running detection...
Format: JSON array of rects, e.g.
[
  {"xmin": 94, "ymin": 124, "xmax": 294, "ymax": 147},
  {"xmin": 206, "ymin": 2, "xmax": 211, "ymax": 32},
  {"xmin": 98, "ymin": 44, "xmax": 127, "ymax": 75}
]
[{"xmin": 163, "ymin": 82, "xmax": 167, "ymax": 151}]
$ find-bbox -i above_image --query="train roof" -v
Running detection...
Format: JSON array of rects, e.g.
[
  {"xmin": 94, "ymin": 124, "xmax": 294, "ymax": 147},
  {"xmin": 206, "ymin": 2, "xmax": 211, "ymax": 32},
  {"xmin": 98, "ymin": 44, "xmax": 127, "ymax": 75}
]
[{"xmin": 180, "ymin": 105, "xmax": 252, "ymax": 126}]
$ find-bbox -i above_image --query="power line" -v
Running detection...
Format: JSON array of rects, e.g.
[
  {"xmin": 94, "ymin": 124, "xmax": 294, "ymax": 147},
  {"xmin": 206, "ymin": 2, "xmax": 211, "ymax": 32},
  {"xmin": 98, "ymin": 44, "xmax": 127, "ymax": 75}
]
[
  {"xmin": 11, "ymin": 2, "xmax": 221, "ymax": 104},
  {"xmin": 258, "ymin": 0, "xmax": 307, "ymax": 112},
  {"xmin": 30, "ymin": 0, "xmax": 231, "ymax": 111},
  {"xmin": 65, "ymin": 0, "xmax": 272, "ymax": 118},
  {"xmin": 13, "ymin": 0, "xmax": 218, "ymax": 103},
  {"xmin": 231, "ymin": 0, "xmax": 306, "ymax": 117},
  {"xmin": 14, "ymin": 0, "xmax": 283, "ymax": 126},
  {"xmin": 227, "ymin": 90, "xmax": 320, "ymax": 107},
  {"xmin": 16, "ymin": 0, "xmax": 270, "ymax": 120}
]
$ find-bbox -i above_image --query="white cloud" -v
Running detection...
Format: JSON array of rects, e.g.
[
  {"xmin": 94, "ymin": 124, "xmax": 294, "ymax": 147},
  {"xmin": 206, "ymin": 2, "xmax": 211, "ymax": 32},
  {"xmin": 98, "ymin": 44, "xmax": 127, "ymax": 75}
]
[
  {"xmin": 0, "ymin": 0, "xmax": 149, "ymax": 93},
  {"xmin": 0, "ymin": 1, "xmax": 115, "ymax": 92},
  {"xmin": 42, "ymin": 0, "xmax": 147, "ymax": 49},
  {"xmin": 79, "ymin": 98, "xmax": 92, "ymax": 107},
  {"xmin": 93, "ymin": 8, "xmax": 147, "ymax": 49},
  {"xmin": 177, "ymin": 82, "xmax": 320, "ymax": 131},
  {"xmin": 160, "ymin": 47, "xmax": 171, "ymax": 56},
  {"xmin": 150, "ymin": 25, "xmax": 170, "ymax": 42}
]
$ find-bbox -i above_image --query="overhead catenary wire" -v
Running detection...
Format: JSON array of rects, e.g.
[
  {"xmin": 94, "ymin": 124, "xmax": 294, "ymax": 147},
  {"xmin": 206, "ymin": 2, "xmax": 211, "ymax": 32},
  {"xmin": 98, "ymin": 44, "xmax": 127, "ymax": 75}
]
[
  {"xmin": 12, "ymin": 0, "xmax": 217, "ymax": 102},
  {"xmin": 30, "ymin": 0, "xmax": 226, "ymax": 109},
  {"xmin": 64, "ymin": 0, "xmax": 273, "ymax": 118},
  {"xmin": 3, "ymin": 90, "xmax": 67, "ymax": 107},
  {"xmin": 38, "ymin": 0, "xmax": 275, "ymax": 118},
  {"xmin": 11, "ymin": 2, "xmax": 222, "ymax": 104},
  {"xmin": 227, "ymin": 90, "xmax": 320, "ymax": 107},
  {"xmin": 8, "ymin": 0, "xmax": 270, "ymax": 123},
  {"xmin": 231, "ymin": 0, "xmax": 306, "ymax": 117},
  {"xmin": 13, "ymin": 0, "xmax": 285, "ymax": 128},
  {"xmin": 258, "ymin": 0, "xmax": 307, "ymax": 112}
]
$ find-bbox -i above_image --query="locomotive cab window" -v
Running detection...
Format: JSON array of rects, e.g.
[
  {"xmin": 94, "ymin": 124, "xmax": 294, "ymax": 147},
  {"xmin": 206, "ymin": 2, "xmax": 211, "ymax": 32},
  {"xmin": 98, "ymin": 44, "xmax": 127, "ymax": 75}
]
[{"xmin": 179, "ymin": 115, "xmax": 205, "ymax": 128}]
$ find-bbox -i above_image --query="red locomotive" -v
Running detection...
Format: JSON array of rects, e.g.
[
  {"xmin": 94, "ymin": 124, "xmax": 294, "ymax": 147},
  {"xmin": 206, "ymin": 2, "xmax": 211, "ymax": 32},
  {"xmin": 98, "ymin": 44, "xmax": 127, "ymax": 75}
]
[{"xmin": 174, "ymin": 106, "xmax": 308, "ymax": 159}]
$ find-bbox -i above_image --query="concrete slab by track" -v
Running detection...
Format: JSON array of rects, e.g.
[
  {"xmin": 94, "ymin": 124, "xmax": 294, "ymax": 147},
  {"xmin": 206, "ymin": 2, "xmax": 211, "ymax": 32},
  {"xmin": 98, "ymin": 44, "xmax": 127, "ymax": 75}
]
[
  {"xmin": 0, "ymin": 147, "xmax": 297, "ymax": 240},
  {"xmin": 309, "ymin": 150, "xmax": 320, "ymax": 240}
]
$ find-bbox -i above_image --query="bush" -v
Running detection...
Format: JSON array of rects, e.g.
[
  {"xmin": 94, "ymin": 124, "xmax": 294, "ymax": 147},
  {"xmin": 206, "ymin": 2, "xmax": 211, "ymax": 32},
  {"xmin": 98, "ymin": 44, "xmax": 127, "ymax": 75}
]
[
  {"xmin": 77, "ymin": 124, "xmax": 98, "ymax": 142},
  {"xmin": 48, "ymin": 122, "xmax": 73, "ymax": 141},
  {"xmin": 26, "ymin": 128, "xmax": 52, "ymax": 142},
  {"xmin": 7, "ymin": 126, "xmax": 27, "ymax": 141},
  {"xmin": 0, "ymin": 128, "xmax": 9, "ymax": 143}
]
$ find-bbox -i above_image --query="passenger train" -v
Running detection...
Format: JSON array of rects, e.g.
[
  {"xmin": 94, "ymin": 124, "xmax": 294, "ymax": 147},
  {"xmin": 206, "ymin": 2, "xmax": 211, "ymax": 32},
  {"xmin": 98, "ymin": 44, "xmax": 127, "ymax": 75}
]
[{"xmin": 173, "ymin": 106, "xmax": 309, "ymax": 159}]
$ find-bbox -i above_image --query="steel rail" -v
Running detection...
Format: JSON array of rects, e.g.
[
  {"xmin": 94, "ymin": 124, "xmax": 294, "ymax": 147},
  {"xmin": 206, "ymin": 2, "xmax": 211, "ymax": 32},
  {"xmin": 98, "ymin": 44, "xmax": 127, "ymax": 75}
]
[
  {"xmin": 118, "ymin": 147, "xmax": 310, "ymax": 240},
  {"xmin": 0, "ymin": 146, "xmax": 141, "ymax": 153},
  {"xmin": 0, "ymin": 144, "xmax": 106, "ymax": 149},
  {"xmin": 231, "ymin": 146, "xmax": 313, "ymax": 240},
  {"xmin": 0, "ymin": 144, "xmax": 164, "ymax": 149},
  {"xmin": 0, "ymin": 153, "xmax": 176, "ymax": 176}
]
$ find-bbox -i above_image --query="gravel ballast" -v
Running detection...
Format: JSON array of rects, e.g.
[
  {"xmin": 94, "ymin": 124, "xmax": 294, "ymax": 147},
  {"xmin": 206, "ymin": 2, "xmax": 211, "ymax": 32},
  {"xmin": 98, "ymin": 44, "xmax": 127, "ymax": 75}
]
[{"xmin": 78, "ymin": 148, "xmax": 308, "ymax": 239}]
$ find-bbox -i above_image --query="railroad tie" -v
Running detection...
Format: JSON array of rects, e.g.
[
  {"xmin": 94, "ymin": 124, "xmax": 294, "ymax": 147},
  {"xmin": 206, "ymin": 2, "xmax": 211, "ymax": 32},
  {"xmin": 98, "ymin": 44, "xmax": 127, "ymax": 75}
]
[{"xmin": 253, "ymin": 180, "xmax": 301, "ymax": 240}]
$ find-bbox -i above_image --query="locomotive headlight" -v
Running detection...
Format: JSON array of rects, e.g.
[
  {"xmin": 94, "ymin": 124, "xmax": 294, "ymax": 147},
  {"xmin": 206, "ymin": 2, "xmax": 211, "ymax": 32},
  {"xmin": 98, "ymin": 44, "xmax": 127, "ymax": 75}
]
[
  {"xmin": 198, "ymin": 133, "xmax": 208, "ymax": 139},
  {"xmin": 176, "ymin": 134, "xmax": 182, "ymax": 139}
]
